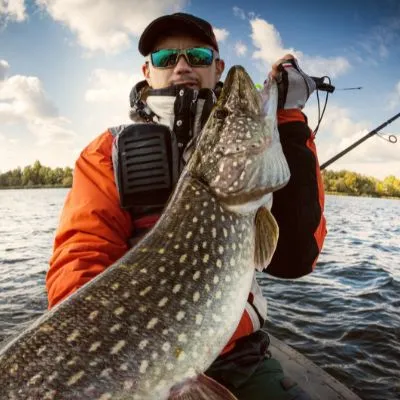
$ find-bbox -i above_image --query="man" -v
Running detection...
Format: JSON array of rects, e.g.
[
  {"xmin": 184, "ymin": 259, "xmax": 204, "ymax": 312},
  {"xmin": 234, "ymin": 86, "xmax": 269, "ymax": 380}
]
[{"xmin": 47, "ymin": 12, "xmax": 326, "ymax": 399}]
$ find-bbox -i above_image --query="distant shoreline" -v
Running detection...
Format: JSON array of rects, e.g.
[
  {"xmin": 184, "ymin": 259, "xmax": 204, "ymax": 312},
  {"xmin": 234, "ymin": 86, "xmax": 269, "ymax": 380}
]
[
  {"xmin": 325, "ymin": 191, "xmax": 399, "ymax": 200},
  {"xmin": 0, "ymin": 185, "xmax": 70, "ymax": 190},
  {"xmin": 1, "ymin": 186, "xmax": 398, "ymax": 200}
]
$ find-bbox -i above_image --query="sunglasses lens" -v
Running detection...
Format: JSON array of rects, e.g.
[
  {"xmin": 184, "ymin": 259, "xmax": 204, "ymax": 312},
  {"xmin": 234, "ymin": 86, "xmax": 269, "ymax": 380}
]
[
  {"xmin": 151, "ymin": 49, "xmax": 178, "ymax": 68},
  {"xmin": 150, "ymin": 47, "xmax": 214, "ymax": 68},
  {"xmin": 187, "ymin": 47, "xmax": 214, "ymax": 66}
]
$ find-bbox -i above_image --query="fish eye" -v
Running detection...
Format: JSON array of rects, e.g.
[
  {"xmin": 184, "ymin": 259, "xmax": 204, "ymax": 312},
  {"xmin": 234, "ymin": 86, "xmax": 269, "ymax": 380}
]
[{"xmin": 215, "ymin": 109, "xmax": 228, "ymax": 119}]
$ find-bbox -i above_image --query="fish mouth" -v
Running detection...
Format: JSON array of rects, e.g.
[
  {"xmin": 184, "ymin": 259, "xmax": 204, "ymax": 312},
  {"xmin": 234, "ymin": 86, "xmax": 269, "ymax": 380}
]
[
  {"xmin": 216, "ymin": 182, "xmax": 286, "ymax": 207},
  {"xmin": 216, "ymin": 65, "xmax": 262, "ymax": 116}
]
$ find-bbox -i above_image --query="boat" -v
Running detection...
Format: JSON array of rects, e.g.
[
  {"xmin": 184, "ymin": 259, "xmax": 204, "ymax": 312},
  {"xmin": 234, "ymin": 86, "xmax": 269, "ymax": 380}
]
[{"xmin": 267, "ymin": 332, "xmax": 362, "ymax": 400}]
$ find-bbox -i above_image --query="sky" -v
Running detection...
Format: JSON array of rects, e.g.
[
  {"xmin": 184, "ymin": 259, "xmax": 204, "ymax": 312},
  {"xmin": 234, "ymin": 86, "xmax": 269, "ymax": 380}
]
[{"xmin": 0, "ymin": 0, "xmax": 399, "ymax": 179}]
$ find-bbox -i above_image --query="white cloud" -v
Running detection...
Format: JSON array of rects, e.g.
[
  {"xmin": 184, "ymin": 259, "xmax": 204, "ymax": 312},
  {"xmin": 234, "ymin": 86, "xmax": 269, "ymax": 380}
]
[
  {"xmin": 235, "ymin": 41, "xmax": 247, "ymax": 57},
  {"xmin": 250, "ymin": 18, "xmax": 351, "ymax": 78},
  {"xmin": 213, "ymin": 27, "xmax": 229, "ymax": 43},
  {"xmin": 0, "ymin": 75, "xmax": 58, "ymax": 123},
  {"xmin": 0, "ymin": 59, "xmax": 9, "ymax": 80},
  {"xmin": 0, "ymin": 0, "xmax": 26, "ymax": 23},
  {"xmin": 250, "ymin": 18, "xmax": 295, "ymax": 62},
  {"xmin": 232, "ymin": 6, "xmax": 258, "ymax": 21},
  {"xmin": 85, "ymin": 69, "xmax": 143, "ymax": 104},
  {"xmin": 304, "ymin": 102, "xmax": 399, "ymax": 178},
  {"xmin": 300, "ymin": 55, "xmax": 350, "ymax": 80},
  {"xmin": 358, "ymin": 17, "xmax": 400, "ymax": 62},
  {"xmin": 0, "ymin": 129, "xmax": 79, "ymax": 172},
  {"xmin": 36, "ymin": 0, "xmax": 187, "ymax": 54},
  {"xmin": 0, "ymin": 63, "xmax": 76, "ymax": 144},
  {"xmin": 306, "ymin": 103, "xmax": 367, "ymax": 142},
  {"xmin": 233, "ymin": 6, "xmax": 246, "ymax": 20},
  {"xmin": 320, "ymin": 134, "xmax": 400, "ymax": 179},
  {"xmin": 28, "ymin": 118, "xmax": 77, "ymax": 145},
  {"xmin": 79, "ymin": 67, "xmax": 142, "ymax": 143}
]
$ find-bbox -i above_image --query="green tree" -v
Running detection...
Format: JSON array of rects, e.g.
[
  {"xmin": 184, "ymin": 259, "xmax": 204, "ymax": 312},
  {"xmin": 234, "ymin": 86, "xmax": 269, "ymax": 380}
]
[
  {"xmin": 334, "ymin": 177, "xmax": 347, "ymax": 193},
  {"xmin": 9, "ymin": 167, "xmax": 22, "ymax": 186},
  {"xmin": 31, "ymin": 160, "xmax": 42, "ymax": 185},
  {"xmin": 343, "ymin": 171, "xmax": 357, "ymax": 194},
  {"xmin": 22, "ymin": 165, "xmax": 34, "ymax": 186},
  {"xmin": 38, "ymin": 165, "xmax": 52, "ymax": 185},
  {"xmin": 51, "ymin": 167, "xmax": 63, "ymax": 185},
  {"xmin": 0, "ymin": 162, "xmax": 75, "ymax": 187},
  {"xmin": 63, "ymin": 167, "xmax": 73, "ymax": 187},
  {"xmin": 357, "ymin": 175, "xmax": 377, "ymax": 196},
  {"xmin": 1, "ymin": 164, "xmax": 399, "ymax": 196},
  {"xmin": 62, "ymin": 175, "xmax": 73, "ymax": 186},
  {"xmin": 382, "ymin": 175, "xmax": 400, "ymax": 197}
]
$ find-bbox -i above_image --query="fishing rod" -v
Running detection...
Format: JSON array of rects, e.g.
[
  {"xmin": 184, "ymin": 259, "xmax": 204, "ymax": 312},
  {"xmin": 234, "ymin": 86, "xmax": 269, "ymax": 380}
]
[
  {"xmin": 320, "ymin": 112, "xmax": 400, "ymax": 170},
  {"xmin": 310, "ymin": 76, "xmax": 399, "ymax": 170},
  {"xmin": 336, "ymin": 86, "xmax": 363, "ymax": 91},
  {"xmin": 311, "ymin": 77, "xmax": 363, "ymax": 92},
  {"xmin": 258, "ymin": 71, "xmax": 398, "ymax": 171}
]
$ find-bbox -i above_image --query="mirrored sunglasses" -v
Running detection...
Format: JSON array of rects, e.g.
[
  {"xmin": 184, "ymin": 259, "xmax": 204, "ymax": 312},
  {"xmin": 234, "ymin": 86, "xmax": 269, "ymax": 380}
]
[{"xmin": 150, "ymin": 47, "xmax": 217, "ymax": 69}]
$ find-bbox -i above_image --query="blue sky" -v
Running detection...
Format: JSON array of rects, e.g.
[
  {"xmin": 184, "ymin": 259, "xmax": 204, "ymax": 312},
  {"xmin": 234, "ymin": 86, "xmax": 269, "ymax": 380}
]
[{"xmin": 0, "ymin": 0, "xmax": 399, "ymax": 179}]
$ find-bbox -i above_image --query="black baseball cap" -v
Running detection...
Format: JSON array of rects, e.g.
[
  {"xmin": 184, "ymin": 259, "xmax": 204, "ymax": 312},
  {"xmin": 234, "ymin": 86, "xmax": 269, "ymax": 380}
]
[{"xmin": 138, "ymin": 13, "xmax": 219, "ymax": 56}]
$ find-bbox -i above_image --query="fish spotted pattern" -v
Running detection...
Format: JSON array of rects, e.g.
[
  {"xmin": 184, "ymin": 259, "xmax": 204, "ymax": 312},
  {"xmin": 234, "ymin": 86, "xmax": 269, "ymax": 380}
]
[{"xmin": 0, "ymin": 65, "xmax": 290, "ymax": 399}]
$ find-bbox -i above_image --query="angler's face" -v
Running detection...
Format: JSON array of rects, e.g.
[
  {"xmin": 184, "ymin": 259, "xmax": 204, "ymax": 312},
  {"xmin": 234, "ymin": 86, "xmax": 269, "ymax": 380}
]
[{"xmin": 142, "ymin": 35, "xmax": 225, "ymax": 90}]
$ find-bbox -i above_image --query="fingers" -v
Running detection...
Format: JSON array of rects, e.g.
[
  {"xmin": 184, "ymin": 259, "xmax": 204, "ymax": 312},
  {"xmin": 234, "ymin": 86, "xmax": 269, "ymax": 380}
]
[{"xmin": 269, "ymin": 53, "xmax": 296, "ymax": 79}]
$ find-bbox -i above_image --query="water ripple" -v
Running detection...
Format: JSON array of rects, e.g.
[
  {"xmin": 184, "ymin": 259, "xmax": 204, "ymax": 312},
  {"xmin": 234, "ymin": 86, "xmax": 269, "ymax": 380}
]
[{"xmin": 0, "ymin": 190, "xmax": 399, "ymax": 399}]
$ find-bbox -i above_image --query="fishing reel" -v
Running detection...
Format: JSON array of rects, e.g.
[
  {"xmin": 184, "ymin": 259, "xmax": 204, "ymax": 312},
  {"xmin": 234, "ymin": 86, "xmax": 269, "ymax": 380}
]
[
  {"xmin": 276, "ymin": 58, "xmax": 336, "ymax": 134},
  {"xmin": 254, "ymin": 59, "xmax": 337, "ymax": 134},
  {"xmin": 310, "ymin": 76, "xmax": 335, "ymax": 93},
  {"xmin": 310, "ymin": 75, "xmax": 335, "ymax": 134}
]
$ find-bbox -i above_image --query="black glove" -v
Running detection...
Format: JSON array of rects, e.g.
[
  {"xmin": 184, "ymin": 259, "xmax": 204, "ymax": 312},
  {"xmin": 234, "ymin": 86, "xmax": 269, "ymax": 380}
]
[{"xmin": 275, "ymin": 58, "xmax": 316, "ymax": 110}]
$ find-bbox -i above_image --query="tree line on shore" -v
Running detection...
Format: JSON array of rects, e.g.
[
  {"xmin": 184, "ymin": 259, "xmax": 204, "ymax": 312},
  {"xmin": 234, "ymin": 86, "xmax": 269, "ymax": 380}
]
[
  {"xmin": 0, "ymin": 161, "xmax": 72, "ymax": 188},
  {"xmin": 322, "ymin": 170, "xmax": 400, "ymax": 198},
  {"xmin": 0, "ymin": 161, "xmax": 399, "ymax": 198}
]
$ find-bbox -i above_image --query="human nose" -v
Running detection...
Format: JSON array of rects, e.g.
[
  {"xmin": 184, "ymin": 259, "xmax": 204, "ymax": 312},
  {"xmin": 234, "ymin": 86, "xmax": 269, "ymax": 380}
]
[{"xmin": 174, "ymin": 55, "xmax": 192, "ymax": 73}]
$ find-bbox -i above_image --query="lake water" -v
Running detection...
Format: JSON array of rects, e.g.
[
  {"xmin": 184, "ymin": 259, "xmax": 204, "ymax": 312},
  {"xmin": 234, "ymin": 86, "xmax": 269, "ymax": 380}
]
[{"xmin": 0, "ymin": 189, "xmax": 399, "ymax": 399}]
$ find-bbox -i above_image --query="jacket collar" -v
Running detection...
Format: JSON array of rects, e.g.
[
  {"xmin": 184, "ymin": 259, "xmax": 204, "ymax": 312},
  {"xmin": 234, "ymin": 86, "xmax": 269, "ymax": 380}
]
[
  {"xmin": 129, "ymin": 80, "xmax": 222, "ymax": 124},
  {"xmin": 128, "ymin": 80, "xmax": 222, "ymax": 151}
]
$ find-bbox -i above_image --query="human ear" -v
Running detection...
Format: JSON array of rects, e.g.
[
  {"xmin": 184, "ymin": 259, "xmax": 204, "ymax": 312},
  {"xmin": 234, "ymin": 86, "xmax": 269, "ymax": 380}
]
[
  {"xmin": 216, "ymin": 59, "xmax": 225, "ymax": 81},
  {"xmin": 142, "ymin": 62, "xmax": 151, "ymax": 86}
]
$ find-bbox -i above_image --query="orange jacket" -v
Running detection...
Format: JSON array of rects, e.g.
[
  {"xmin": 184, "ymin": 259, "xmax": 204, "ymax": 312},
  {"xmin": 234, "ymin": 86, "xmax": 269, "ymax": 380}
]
[
  {"xmin": 47, "ymin": 132, "xmax": 132, "ymax": 307},
  {"xmin": 47, "ymin": 108, "xmax": 326, "ymax": 352}
]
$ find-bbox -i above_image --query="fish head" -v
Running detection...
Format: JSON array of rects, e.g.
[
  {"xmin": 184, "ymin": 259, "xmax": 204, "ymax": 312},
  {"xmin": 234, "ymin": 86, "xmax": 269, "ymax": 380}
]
[{"xmin": 188, "ymin": 65, "xmax": 290, "ymax": 212}]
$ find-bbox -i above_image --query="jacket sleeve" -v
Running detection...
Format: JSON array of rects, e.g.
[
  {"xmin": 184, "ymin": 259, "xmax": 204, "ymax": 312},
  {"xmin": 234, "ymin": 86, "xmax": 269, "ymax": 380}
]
[
  {"xmin": 266, "ymin": 109, "xmax": 327, "ymax": 278},
  {"xmin": 46, "ymin": 131, "xmax": 133, "ymax": 308}
]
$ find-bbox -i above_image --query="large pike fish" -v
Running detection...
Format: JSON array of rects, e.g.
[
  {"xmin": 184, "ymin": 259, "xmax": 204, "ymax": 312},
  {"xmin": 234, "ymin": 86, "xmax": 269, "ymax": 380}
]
[{"xmin": 0, "ymin": 65, "xmax": 290, "ymax": 399}]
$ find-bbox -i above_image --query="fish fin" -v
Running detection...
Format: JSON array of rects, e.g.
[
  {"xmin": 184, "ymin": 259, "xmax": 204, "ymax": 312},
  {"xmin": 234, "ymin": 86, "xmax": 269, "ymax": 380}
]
[
  {"xmin": 254, "ymin": 206, "xmax": 279, "ymax": 271},
  {"xmin": 168, "ymin": 373, "xmax": 238, "ymax": 400}
]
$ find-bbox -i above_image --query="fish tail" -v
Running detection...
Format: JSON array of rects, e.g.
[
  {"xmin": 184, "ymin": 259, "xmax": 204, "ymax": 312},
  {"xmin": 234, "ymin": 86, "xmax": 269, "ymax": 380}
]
[{"xmin": 168, "ymin": 373, "xmax": 238, "ymax": 399}]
